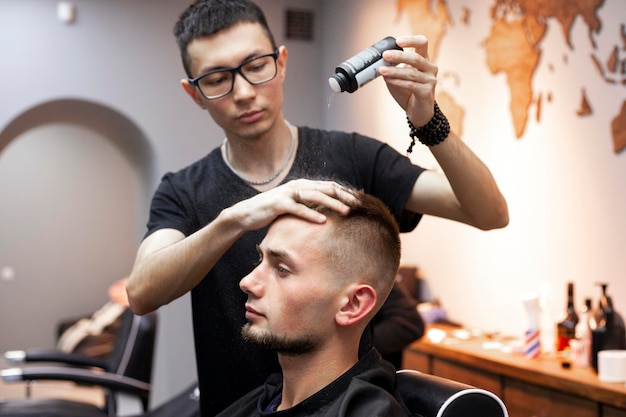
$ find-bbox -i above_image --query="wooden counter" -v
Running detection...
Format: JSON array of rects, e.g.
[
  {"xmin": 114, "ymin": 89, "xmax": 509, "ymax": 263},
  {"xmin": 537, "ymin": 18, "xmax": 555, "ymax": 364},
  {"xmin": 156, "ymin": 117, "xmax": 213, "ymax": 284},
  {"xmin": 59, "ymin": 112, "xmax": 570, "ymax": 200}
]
[{"xmin": 403, "ymin": 327, "xmax": 626, "ymax": 417}]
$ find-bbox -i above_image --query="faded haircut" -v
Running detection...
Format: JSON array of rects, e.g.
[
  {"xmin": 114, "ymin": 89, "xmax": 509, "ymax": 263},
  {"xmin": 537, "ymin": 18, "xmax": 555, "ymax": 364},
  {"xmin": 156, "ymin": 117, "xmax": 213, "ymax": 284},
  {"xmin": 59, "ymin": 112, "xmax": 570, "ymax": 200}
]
[
  {"xmin": 173, "ymin": 0, "xmax": 277, "ymax": 77},
  {"xmin": 319, "ymin": 190, "xmax": 401, "ymax": 312}
]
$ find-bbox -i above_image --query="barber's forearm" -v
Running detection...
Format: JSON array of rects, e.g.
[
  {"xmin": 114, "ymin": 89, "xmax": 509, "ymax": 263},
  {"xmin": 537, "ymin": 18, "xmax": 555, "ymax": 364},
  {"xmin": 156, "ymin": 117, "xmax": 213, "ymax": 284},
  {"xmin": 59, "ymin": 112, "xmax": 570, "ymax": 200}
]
[
  {"xmin": 431, "ymin": 131, "xmax": 509, "ymax": 230},
  {"xmin": 126, "ymin": 210, "xmax": 246, "ymax": 315}
]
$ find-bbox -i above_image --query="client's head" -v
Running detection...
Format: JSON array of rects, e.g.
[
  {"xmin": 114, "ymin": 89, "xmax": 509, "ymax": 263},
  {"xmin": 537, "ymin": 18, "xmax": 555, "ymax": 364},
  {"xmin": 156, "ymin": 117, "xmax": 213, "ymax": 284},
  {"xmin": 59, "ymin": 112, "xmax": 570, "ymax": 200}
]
[{"xmin": 239, "ymin": 189, "xmax": 401, "ymax": 356}]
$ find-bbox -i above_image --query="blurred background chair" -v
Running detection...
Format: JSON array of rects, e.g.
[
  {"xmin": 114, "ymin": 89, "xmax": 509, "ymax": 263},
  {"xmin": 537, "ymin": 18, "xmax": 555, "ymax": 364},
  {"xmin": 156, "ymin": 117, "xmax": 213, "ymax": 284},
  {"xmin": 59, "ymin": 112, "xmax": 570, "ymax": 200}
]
[
  {"xmin": 0, "ymin": 308, "xmax": 157, "ymax": 416},
  {"xmin": 396, "ymin": 369, "xmax": 508, "ymax": 417}
]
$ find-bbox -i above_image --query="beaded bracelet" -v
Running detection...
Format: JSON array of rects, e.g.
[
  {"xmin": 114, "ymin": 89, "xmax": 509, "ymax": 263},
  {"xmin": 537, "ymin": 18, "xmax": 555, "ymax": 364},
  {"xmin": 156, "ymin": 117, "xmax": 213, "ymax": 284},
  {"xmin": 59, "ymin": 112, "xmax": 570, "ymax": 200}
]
[{"xmin": 406, "ymin": 101, "xmax": 450, "ymax": 154}]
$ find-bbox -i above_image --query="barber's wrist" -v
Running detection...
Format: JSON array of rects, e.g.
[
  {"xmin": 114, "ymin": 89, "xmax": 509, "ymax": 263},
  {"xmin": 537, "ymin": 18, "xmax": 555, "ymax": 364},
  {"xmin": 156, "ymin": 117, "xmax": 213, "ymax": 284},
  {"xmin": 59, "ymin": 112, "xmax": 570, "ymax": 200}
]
[{"xmin": 406, "ymin": 101, "xmax": 450, "ymax": 154}]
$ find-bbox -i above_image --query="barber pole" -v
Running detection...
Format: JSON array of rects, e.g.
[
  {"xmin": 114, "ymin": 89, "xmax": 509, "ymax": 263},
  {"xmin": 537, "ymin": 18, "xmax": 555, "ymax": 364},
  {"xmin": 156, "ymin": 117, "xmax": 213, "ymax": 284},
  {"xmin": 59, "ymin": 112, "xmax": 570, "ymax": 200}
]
[{"xmin": 524, "ymin": 328, "xmax": 541, "ymax": 359}]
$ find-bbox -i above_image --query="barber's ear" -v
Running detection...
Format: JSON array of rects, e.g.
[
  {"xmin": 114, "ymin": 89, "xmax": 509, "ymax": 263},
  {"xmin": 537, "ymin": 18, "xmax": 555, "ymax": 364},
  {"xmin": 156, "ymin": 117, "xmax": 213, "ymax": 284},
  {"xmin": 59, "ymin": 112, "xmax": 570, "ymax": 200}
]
[
  {"xmin": 181, "ymin": 78, "xmax": 206, "ymax": 109},
  {"xmin": 335, "ymin": 285, "xmax": 377, "ymax": 327},
  {"xmin": 277, "ymin": 45, "xmax": 288, "ymax": 80}
]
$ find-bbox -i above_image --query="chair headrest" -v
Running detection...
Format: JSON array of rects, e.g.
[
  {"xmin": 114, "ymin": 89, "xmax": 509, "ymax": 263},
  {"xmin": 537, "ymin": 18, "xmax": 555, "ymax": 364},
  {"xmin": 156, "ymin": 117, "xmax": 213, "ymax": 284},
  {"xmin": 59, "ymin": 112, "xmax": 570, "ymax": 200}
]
[{"xmin": 395, "ymin": 370, "xmax": 508, "ymax": 417}]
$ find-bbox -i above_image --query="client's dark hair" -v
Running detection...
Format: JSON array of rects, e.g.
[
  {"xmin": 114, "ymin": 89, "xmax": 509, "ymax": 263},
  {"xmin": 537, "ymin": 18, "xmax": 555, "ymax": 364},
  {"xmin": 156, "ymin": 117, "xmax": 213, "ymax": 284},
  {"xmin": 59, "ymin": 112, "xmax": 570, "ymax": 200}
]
[{"xmin": 320, "ymin": 190, "xmax": 401, "ymax": 310}]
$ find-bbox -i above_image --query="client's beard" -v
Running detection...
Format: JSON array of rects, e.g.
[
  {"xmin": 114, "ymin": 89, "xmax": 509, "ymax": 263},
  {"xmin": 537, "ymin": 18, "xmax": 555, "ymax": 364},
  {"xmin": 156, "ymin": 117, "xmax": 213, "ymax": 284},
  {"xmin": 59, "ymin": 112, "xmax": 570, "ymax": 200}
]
[{"xmin": 241, "ymin": 323, "xmax": 318, "ymax": 356}]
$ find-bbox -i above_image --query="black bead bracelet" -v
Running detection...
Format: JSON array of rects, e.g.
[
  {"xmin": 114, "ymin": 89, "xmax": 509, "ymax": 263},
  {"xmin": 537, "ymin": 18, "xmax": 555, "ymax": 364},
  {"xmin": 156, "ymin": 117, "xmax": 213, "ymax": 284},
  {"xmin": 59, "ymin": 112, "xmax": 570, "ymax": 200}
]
[{"xmin": 406, "ymin": 101, "xmax": 450, "ymax": 154}]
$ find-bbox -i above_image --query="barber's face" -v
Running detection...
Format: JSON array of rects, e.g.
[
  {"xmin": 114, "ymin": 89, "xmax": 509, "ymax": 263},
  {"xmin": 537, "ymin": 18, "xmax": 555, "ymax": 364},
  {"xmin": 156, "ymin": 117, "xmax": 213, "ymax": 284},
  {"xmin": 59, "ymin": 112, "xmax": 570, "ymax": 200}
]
[
  {"xmin": 182, "ymin": 22, "xmax": 287, "ymax": 139},
  {"xmin": 239, "ymin": 216, "xmax": 341, "ymax": 355}
]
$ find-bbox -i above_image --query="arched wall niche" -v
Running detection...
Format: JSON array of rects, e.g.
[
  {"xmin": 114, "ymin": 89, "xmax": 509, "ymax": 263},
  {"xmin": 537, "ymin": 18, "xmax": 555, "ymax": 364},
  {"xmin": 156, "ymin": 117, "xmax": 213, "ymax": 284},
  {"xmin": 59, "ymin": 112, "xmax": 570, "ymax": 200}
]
[
  {"xmin": 0, "ymin": 98, "xmax": 158, "ymax": 353},
  {"xmin": 0, "ymin": 98, "xmax": 157, "ymax": 213}
]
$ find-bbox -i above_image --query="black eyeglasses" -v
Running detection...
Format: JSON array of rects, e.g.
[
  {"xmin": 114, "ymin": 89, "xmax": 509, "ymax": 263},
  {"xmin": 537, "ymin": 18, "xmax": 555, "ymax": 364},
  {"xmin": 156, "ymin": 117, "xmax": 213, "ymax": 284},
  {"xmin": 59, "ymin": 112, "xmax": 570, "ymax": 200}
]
[{"xmin": 188, "ymin": 50, "xmax": 279, "ymax": 100}]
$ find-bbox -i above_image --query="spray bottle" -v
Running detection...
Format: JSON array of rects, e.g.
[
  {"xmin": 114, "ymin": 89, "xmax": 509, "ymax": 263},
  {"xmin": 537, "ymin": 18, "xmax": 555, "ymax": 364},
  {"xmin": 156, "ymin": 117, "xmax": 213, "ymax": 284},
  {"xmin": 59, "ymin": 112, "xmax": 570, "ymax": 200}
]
[{"xmin": 328, "ymin": 36, "xmax": 402, "ymax": 93}]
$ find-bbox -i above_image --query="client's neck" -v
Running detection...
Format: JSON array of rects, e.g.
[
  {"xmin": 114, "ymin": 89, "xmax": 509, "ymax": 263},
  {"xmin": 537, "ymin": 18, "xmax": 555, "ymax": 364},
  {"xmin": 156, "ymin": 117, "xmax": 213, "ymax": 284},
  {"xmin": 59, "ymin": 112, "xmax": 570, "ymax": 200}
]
[{"xmin": 276, "ymin": 344, "xmax": 358, "ymax": 411}]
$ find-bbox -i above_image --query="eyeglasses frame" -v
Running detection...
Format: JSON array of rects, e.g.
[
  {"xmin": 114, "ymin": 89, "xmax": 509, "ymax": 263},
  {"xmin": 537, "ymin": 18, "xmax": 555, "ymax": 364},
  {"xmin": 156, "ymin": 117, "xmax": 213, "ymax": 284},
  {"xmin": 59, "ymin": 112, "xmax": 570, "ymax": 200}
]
[{"xmin": 188, "ymin": 50, "xmax": 280, "ymax": 100}]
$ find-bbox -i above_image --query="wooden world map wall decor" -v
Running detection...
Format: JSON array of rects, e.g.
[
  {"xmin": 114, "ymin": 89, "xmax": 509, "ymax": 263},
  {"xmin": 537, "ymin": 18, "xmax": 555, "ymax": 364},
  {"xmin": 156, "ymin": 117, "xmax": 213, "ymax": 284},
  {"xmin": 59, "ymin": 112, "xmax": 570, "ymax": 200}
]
[{"xmin": 396, "ymin": 0, "xmax": 626, "ymax": 154}]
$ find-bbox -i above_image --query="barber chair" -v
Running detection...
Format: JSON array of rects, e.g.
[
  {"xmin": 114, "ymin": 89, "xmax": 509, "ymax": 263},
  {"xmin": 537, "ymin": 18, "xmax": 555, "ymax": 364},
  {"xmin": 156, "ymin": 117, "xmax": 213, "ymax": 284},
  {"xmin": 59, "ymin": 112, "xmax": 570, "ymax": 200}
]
[
  {"xmin": 136, "ymin": 371, "xmax": 506, "ymax": 417},
  {"xmin": 0, "ymin": 308, "xmax": 157, "ymax": 416},
  {"xmin": 0, "ymin": 382, "xmax": 198, "ymax": 417},
  {"xmin": 396, "ymin": 369, "xmax": 508, "ymax": 417}
]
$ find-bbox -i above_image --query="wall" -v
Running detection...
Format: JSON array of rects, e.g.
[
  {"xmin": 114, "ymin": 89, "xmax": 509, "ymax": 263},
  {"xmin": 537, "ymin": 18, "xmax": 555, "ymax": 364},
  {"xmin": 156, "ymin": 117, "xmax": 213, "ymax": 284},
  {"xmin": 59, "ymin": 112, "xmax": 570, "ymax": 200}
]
[{"xmin": 320, "ymin": 0, "xmax": 626, "ymax": 342}]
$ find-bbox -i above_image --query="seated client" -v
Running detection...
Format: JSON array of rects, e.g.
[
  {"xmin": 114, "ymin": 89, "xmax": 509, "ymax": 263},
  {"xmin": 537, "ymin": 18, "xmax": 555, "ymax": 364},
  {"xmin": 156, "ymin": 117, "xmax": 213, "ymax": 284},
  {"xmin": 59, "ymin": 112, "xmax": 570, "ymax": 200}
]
[{"xmin": 217, "ymin": 189, "xmax": 409, "ymax": 416}]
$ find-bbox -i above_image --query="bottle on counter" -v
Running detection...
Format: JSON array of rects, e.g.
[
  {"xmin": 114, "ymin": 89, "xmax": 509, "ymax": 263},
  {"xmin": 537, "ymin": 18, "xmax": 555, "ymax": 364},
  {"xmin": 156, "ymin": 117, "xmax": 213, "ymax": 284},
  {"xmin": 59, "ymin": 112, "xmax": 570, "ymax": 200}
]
[
  {"xmin": 522, "ymin": 292, "xmax": 542, "ymax": 359},
  {"xmin": 538, "ymin": 281, "xmax": 555, "ymax": 353},
  {"xmin": 555, "ymin": 282, "xmax": 578, "ymax": 352},
  {"xmin": 589, "ymin": 282, "xmax": 626, "ymax": 371},
  {"xmin": 571, "ymin": 298, "xmax": 592, "ymax": 366}
]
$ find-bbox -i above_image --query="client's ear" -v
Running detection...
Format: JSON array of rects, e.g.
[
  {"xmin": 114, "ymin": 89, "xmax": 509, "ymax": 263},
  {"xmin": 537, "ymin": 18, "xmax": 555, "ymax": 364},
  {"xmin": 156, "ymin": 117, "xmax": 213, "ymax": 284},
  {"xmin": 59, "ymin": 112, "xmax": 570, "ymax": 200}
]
[{"xmin": 335, "ymin": 284, "xmax": 377, "ymax": 327}]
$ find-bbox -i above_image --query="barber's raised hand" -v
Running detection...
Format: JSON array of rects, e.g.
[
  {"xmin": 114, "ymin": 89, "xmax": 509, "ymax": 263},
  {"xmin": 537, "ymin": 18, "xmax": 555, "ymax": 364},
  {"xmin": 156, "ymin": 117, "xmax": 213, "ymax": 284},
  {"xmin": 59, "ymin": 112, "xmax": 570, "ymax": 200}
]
[
  {"xmin": 228, "ymin": 179, "xmax": 358, "ymax": 232},
  {"xmin": 378, "ymin": 35, "xmax": 437, "ymax": 128}
]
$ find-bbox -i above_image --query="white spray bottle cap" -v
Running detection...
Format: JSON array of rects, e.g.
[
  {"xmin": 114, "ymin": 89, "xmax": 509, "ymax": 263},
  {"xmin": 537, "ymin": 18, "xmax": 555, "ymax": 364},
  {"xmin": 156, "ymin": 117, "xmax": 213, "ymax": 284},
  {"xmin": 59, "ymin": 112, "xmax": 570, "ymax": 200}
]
[{"xmin": 328, "ymin": 76, "xmax": 342, "ymax": 93}]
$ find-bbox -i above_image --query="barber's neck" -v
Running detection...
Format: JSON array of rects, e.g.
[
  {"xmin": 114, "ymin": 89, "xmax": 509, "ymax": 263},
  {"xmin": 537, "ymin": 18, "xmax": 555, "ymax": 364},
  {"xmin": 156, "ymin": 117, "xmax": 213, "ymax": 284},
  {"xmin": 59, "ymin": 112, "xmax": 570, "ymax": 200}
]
[{"xmin": 222, "ymin": 118, "xmax": 296, "ymax": 191}]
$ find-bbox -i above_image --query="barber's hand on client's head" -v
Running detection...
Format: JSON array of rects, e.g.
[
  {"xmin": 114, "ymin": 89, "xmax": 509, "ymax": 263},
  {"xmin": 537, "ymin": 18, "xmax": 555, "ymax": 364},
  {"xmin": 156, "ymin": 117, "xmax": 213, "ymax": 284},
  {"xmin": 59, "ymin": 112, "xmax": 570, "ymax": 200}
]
[{"xmin": 229, "ymin": 179, "xmax": 359, "ymax": 232}]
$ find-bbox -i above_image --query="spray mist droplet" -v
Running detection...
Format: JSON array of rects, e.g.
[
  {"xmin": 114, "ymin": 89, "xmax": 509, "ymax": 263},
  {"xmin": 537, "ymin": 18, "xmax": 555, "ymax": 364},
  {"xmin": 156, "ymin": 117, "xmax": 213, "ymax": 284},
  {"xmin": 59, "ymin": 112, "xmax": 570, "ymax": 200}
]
[{"xmin": 327, "ymin": 92, "xmax": 336, "ymax": 109}]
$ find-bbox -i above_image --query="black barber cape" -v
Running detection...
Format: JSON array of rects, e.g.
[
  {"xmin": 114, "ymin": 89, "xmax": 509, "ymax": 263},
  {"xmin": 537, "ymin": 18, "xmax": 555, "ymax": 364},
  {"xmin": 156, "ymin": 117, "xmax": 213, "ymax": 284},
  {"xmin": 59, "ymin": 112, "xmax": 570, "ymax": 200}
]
[{"xmin": 215, "ymin": 348, "xmax": 412, "ymax": 417}]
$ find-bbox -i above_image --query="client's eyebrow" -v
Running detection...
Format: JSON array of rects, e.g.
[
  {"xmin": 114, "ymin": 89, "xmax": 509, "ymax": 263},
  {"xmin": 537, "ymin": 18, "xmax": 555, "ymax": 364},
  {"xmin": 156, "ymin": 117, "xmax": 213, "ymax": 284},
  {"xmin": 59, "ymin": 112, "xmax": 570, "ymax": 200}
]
[
  {"xmin": 267, "ymin": 248, "xmax": 292, "ymax": 262},
  {"xmin": 259, "ymin": 244, "xmax": 297, "ymax": 270}
]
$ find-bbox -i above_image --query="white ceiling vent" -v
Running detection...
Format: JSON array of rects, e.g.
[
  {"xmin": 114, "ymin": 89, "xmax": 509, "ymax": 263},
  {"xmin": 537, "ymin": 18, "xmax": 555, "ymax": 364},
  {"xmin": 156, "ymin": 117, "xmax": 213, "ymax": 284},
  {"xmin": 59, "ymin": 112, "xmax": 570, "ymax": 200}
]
[{"xmin": 285, "ymin": 9, "xmax": 314, "ymax": 41}]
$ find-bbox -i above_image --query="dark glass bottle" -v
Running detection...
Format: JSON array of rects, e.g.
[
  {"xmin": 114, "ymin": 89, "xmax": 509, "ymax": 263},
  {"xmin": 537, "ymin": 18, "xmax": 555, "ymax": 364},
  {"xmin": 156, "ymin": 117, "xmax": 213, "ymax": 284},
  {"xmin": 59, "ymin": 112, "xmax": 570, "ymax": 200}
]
[
  {"xmin": 589, "ymin": 283, "xmax": 626, "ymax": 370},
  {"xmin": 555, "ymin": 282, "xmax": 579, "ymax": 351}
]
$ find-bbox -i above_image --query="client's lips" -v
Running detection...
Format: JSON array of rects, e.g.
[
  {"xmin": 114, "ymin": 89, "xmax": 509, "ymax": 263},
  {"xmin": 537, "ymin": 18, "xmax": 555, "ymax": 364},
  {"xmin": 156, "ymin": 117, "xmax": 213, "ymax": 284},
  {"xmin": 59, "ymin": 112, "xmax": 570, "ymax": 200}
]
[{"xmin": 245, "ymin": 304, "xmax": 264, "ymax": 319}]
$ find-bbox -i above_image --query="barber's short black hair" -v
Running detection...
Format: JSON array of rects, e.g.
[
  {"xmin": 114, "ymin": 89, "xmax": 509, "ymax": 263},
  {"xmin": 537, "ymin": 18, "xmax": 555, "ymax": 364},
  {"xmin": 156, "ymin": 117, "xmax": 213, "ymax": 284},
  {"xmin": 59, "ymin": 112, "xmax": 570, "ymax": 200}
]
[{"xmin": 174, "ymin": 0, "xmax": 277, "ymax": 77}]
